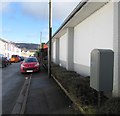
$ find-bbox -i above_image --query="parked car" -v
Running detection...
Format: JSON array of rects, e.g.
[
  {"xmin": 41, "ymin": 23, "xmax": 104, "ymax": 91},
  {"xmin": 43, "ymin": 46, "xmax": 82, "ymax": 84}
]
[
  {"xmin": 20, "ymin": 57, "xmax": 40, "ymax": 73},
  {"xmin": 19, "ymin": 56, "xmax": 24, "ymax": 61},
  {"xmin": 4, "ymin": 57, "xmax": 9, "ymax": 65},
  {"xmin": 21, "ymin": 56, "xmax": 24, "ymax": 61},
  {"xmin": 0, "ymin": 57, "xmax": 7, "ymax": 68},
  {"xmin": 4, "ymin": 57, "xmax": 12, "ymax": 65},
  {"xmin": 6, "ymin": 57, "xmax": 11, "ymax": 64},
  {"xmin": 10, "ymin": 55, "xmax": 20, "ymax": 63}
]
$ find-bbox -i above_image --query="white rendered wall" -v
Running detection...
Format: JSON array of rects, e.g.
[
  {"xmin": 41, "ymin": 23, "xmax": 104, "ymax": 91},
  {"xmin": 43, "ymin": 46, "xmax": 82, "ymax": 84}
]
[
  {"xmin": 0, "ymin": 40, "xmax": 5, "ymax": 56},
  {"xmin": 52, "ymin": 40, "xmax": 56, "ymax": 62},
  {"xmin": 66, "ymin": 28, "xmax": 74, "ymax": 71},
  {"xmin": 113, "ymin": 2, "xmax": 120, "ymax": 97},
  {"xmin": 74, "ymin": 2, "xmax": 114, "ymax": 76},
  {"xmin": 118, "ymin": 1, "xmax": 120, "ymax": 97},
  {"xmin": 55, "ymin": 38, "xmax": 59, "ymax": 64},
  {"xmin": 59, "ymin": 33, "xmax": 67, "ymax": 67}
]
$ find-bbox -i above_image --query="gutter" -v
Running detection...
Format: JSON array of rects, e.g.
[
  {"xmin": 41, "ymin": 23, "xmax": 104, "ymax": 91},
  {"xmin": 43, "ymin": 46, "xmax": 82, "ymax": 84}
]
[{"xmin": 52, "ymin": 0, "xmax": 89, "ymax": 39}]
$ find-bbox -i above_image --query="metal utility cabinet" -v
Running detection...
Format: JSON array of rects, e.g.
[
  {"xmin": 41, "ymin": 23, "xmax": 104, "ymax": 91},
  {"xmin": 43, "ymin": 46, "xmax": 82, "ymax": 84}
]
[{"xmin": 90, "ymin": 49, "xmax": 114, "ymax": 91}]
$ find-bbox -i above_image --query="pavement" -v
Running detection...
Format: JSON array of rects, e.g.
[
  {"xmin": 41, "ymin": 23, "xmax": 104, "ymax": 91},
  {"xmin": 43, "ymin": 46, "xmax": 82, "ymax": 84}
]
[{"xmin": 25, "ymin": 66, "xmax": 78, "ymax": 114}]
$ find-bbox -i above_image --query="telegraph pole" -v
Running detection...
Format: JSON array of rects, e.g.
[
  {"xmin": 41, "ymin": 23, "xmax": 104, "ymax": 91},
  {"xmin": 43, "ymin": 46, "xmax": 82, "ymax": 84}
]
[
  {"xmin": 48, "ymin": 0, "xmax": 52, "ymax": 78},
  {"xmin": 40, "ymin": 32, "xmax": 42, "ymax": 62},
  {"xmin": 40, "ymin": 32, "xmax": 42, "ymax": 49},
  {"xmin": 38, "ymin": 32, "xmax": 42, "ymax": 51}
]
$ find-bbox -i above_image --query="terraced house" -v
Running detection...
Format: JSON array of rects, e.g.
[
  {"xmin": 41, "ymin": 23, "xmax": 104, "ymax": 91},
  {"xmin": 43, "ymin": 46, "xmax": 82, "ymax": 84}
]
[
  {"xmin": 0, "ymin": 38, "xmax": 21, "ymax": 58},
  {"xmin": 51, "ymin": 0, "xmax": 120, "ymax": 97}
]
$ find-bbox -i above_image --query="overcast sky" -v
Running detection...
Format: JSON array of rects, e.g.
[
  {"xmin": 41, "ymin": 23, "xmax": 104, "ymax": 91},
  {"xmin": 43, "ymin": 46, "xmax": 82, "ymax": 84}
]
[{"xmin": 0, "ymin": 1, "xmax": 80, "ymax": 44}]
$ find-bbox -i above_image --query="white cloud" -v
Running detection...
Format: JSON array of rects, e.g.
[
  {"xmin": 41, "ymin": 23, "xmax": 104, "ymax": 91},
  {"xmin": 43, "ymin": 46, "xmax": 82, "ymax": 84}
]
[
  {"xmin": 52, "ymin": 2, "xmax": 79, "ymax": 22},
  {"xmin": 21, "ymin": 2, "xmax": 48, "ymax": 21},
  {"xmin": 1, "ymin": 0, "xmax": 80, "ymax": 2},
  {"xmin": 20, "ymin": 2, "xmax": 79, "ymax": 22},
  {"xmin": 0, "ymin": 1, "xmax": 80, "ymax": 22},
  {"xmin": 19, "ymin": 1, "xmax": 80, "ymax": 36},
  {"xmin": 0, "ymin": 2, "xmax": 10, "ymax": 13}
]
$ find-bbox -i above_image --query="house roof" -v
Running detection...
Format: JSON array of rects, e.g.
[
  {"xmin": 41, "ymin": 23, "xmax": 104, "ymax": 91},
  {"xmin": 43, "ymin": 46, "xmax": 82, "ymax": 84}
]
[
  {"xmin": 52, "ymin": 0, "xmax": 109, "ymax": 39},
  {"xmin": 0, "ymin": 38, "xmax": 8, "ymax": 43}
]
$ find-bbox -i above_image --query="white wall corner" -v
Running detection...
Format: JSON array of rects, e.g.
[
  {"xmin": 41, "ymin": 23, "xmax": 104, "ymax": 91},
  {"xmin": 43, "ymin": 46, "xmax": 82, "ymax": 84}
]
[
  {"xmin": 55, "ymin": 38, "xmax": 59, "ymax": 64},
  {"xmin": 66, "ymin": 27, "xmax": 74, "ymax": 71},
  {"xmin": 118, "ymin": 1, "xmax": 120, "ymax": 97}
]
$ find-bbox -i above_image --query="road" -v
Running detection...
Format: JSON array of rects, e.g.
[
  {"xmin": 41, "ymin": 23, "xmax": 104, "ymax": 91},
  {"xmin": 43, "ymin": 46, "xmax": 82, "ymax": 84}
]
[
  {"xmin": 2, "ymin": 63, "xmax": 25, "ymax": 114},
  {"xmin": 2, "ymin": 63, "xmax": 80, "ymax": 114}
]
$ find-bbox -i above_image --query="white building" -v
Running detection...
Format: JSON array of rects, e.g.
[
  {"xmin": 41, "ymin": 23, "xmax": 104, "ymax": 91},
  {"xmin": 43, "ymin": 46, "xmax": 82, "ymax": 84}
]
[
  {"xmin": 0, "ymin": 38, "xmax": 6, "ymax": 57},
  {"xmin": 0, "ymin": 38, "xmax": 21, "ymax": 58},
  {"xmin": 21, "ymin": 50, "xmax": 30, "ymax": 58},
  {"xmin": 52, "ymin": 0, "xmax": 120, "ymax": 97}
]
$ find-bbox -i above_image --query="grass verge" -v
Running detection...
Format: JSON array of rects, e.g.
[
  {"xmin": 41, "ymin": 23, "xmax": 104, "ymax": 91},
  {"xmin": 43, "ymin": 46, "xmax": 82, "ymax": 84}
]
[{"xmin": 51, "ymin": 63, "xmax": 120, "ymax": 114}]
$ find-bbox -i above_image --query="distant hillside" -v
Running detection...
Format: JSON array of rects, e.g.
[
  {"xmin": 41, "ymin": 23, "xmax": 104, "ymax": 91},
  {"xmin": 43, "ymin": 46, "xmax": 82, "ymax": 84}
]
[{"xmin": 15, "ymin": 43, "xmax": 39, "ymax": 50}]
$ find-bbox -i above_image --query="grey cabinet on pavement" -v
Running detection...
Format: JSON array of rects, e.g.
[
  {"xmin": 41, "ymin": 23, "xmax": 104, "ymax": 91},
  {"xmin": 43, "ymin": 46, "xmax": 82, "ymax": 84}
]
[{"xmin": 90, "ymin": 49, "xmax": 114, "ymax": 92}]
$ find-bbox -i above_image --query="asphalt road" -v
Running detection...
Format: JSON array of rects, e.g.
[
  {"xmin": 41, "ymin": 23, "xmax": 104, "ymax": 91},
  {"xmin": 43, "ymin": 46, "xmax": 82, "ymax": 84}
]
[
  {"xmin": 2, "ymin": 63, "xmax": 81, "ymax": 114},
  {"xmin": 25, "ymin": 67, "xmax": 80, "ymax": 114},
  {"xmin": 2, "ymin": 63, "xmax": 25, "ymax": 114}
]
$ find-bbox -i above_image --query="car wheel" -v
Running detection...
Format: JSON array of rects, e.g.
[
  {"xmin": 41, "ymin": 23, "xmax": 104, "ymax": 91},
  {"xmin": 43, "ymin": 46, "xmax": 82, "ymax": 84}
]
[
  {"xmin": 21, "ymin": 72, "xmax": 24, "ymax": 74},
  {"xmin": 37, "ymin": 69, "xmax": 40, "ymax": 73}
]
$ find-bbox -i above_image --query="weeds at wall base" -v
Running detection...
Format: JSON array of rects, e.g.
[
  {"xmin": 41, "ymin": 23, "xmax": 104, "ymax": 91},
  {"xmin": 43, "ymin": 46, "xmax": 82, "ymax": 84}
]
[{"xmin": 51, "ymin": 62, "xmax": 120, "ymax": 115}]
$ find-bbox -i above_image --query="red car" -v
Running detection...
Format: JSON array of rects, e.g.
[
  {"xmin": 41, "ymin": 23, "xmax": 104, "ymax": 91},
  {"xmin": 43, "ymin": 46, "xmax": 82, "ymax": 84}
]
[{"xmin": 20, "ymin": 57, "xmax": 40, "ymax": 73}]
